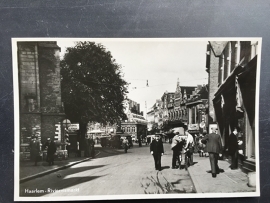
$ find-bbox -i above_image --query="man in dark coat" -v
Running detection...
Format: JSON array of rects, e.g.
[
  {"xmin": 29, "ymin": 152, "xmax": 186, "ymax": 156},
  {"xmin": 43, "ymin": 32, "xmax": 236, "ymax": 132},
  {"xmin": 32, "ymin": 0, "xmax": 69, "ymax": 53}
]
[
  {"xmin": 150, "ymin": 134, "xmax": 164, "ymax": 171},
  {"xmin": 44, "ymin": 138, "xmax": 57, "ymax": 165},
  {"xmin": 226, "ymin": 127, "xmax": 239, "ymax": 170},
  {"xmin": 171, "ymin": 132, "xmax": 184, "ymax": 169},
  {"xmin": 201, "ymin": 127, "xmax": 223, "ymax": 178},
  {"xmin": 29, "ymin": 135, "xmax": 41, "ymax": 166}
]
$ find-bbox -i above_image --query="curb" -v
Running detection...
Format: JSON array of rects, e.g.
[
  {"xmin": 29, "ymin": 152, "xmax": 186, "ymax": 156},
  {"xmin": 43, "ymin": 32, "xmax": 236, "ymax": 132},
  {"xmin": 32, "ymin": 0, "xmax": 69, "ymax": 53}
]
[
  {"xmin": 187, "ymin": 166, "xmax": 202, "ymax": 193},
  {"xmin": 20, "ymin": 150, "xmax": 101, "ymax": 183}
]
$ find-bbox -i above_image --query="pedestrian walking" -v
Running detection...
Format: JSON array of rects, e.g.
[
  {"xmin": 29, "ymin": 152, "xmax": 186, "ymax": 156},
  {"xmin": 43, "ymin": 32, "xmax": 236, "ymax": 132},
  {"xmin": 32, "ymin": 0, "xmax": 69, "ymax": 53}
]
[
  {"xmin": 138, "ymin": 135, "xmax": 142, "ymax": 147},
  {"xmin": 184, "ymin": 129, "xmax": 195, "ymax": 170},
  {"xmin": 225, "ymin": 127, "xmax": 239, "ymax": 170},
  {"xmin": 201, "ymin": 127, "xmax": 223, "ymax": 178},
  {"xmin": 29, "ymin": 135, "xmax": 41, "ymax": 166},
  {"xmin": 150, "ymin": 134, "xmax": 164, "ymax": 171},
  {"xmin": 171, "ymin": 132, "xmax": 184, "ymax": 169},
  {"xmin": 90, "ymin": 138, "xmax": 95, "ymax": 157},
  {"xmin": 198, "ymin": 134, "xmax": 206, "ymax": 157},
  {"xmin": 44, "ymin": 137, "xmax": 57, "ymax": 166},
  {"xmin": 122, "ymin": 137, "xmax": 129, "ymax": 153}
]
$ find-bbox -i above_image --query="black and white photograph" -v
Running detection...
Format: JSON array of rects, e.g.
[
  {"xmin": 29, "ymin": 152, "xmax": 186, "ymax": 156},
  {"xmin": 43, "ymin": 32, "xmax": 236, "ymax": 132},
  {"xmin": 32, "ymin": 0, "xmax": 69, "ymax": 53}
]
[{"xmin": 13, "ymin": 38, "xmax": 261, "ymax": 201}]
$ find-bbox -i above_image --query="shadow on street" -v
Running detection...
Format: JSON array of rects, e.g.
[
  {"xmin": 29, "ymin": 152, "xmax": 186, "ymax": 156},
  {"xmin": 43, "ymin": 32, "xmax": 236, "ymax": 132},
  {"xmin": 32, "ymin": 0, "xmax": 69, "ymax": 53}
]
[
  {"xmin": 20, "ymin": 165, "xmax": 106, "ymax": 197},
  {"xmin": 160, "ymin": 166, "xmax": 170, "ymax": 171},
  {"xmin": 94, "ymin": 146, "xmax": 136, "ymax": 159}
]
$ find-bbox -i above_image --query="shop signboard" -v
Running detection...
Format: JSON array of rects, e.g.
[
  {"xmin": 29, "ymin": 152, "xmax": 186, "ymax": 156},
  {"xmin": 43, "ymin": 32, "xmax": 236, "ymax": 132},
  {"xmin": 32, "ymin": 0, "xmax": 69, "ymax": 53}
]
[
  {"xmin": 68, "ymin": 123, "xmax": 80, "ymax": 132},
  {"xmin": 188, "ymin": 124, "xmax": 199, "ymax": 131}
]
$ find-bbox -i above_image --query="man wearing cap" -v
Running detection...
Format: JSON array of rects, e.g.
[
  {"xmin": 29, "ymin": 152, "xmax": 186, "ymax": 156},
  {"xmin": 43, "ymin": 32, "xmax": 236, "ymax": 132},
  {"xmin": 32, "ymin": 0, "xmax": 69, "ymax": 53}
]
[
  {"xmin": 201, "ymin": 127, "xmax": 223, "ymax": 178},
  {"xmin": 150, "ymin": 134, "xmax": 164, "ymax": 171},
  {"xmin": 44, "ymin": 137, "xmax": 57, "ymax": 165}
]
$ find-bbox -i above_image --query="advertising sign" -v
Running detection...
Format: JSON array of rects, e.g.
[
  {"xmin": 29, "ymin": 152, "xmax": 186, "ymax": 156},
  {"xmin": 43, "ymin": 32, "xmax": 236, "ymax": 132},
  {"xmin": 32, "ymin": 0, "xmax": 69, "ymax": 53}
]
[{"xmin": 68, "ymin": 123, "xmax": 80, "ymax": 131}]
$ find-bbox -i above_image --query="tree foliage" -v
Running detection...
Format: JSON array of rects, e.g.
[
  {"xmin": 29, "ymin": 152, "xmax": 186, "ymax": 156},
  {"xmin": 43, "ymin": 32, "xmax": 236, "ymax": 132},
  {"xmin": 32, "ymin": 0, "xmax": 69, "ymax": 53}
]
[{"xmin": 61, "ymin": 41, "xmax": 128, "ymax": 126}]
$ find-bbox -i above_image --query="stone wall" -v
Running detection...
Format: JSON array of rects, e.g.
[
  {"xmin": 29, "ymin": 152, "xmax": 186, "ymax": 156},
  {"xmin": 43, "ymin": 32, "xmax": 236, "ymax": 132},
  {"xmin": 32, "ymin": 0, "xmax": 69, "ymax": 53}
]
[
  {"xmin": 208, "ymin": 47, "xmax": 220, "ymax": 124},
  {"xmin": 18, "ymin": 42, "xmax": 40, "ymax": 113},
  {"xmin": 38, "ymin": 43, "xmax": 62, "ymax": 114}
]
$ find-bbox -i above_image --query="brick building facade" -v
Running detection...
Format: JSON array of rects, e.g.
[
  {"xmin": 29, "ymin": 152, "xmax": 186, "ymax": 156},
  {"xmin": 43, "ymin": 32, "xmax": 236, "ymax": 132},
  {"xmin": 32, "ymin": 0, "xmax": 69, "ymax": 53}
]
[{"xmin": 18, "ymin": 42, "xmax": 66, "ymax": 160}]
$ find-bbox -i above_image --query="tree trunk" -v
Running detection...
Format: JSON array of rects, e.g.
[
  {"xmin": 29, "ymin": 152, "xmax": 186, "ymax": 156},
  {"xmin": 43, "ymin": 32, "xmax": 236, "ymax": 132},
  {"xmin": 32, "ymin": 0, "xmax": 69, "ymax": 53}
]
[{"xmin": 79, "ymin": 122, "xmax": 87, "ymax": 157}]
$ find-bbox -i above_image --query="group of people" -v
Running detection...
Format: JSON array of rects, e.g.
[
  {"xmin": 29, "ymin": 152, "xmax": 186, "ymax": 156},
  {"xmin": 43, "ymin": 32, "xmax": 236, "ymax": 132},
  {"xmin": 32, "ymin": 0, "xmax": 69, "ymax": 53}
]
[
  {"xmin": 29, "ymin": 135, "xmax": 57, "ymax": 166},
  {"xmin": 171, "ymin": 130, "xmax": 195, "ymax": 170},
  {"xmin": 149, "ymin": 126, "xmax": 243, "ymax": 179},
  {"xmin": 149, "ymin": 128, "xmax": 195, "ymax": 171}
]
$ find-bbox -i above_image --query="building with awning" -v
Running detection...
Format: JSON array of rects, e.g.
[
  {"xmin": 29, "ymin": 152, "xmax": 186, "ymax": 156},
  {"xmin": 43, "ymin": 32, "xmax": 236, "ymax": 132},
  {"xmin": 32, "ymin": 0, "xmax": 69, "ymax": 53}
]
[{"xmin": 206, "ymin": 40, "xmax": 259, "ymax": 173}]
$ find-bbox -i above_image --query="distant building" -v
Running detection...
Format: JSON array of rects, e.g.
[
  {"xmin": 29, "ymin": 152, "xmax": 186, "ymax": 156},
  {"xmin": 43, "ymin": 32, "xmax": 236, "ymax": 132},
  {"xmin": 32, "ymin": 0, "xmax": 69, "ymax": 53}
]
[
  {"xmin": 147, "ymin": 79, "xmax": 196, "ymax": 133},
  {"xmin": 186, "ymin": 85, "xmax": 209, "ymax": 135},
  {"xmin": 167, "ymin": 80, "xmax": 196, "ymax": 128},
  {"xmin": 121, "ymin": 99, "xmax": 147, "ymax": 139}
]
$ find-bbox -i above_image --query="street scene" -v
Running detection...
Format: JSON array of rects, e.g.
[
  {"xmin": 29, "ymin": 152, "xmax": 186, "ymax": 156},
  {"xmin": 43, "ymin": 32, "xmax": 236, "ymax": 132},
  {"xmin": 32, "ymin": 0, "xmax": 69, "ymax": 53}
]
[
  {"xmin": 20, "ymin": 143, "xmax": 195, "ymax": 197},
  {"xmin": 14, "ymin": 38, "xmax": 260, "ymax": 200}
]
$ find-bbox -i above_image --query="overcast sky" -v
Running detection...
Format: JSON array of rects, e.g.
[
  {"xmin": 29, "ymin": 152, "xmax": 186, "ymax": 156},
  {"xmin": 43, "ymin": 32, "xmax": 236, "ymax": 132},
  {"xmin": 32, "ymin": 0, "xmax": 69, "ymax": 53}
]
[{"xmin": 57, "ymin": 39, "xmax": 208, "ymax": 117}]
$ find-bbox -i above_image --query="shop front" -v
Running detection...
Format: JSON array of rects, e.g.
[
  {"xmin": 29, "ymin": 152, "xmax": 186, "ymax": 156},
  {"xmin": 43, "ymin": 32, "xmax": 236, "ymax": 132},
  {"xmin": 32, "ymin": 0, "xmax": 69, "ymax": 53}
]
[{"xmin": 213, "ymin": 56, "xmax": 257, "ymax": 173}]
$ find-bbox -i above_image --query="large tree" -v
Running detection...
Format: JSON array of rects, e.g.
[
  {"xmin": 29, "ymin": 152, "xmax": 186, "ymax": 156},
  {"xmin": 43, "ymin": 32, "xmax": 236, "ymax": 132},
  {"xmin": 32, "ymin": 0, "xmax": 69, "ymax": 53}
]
[{"xmin": 61, "ymin": 41, "xmax": 128, "ymax": 145}]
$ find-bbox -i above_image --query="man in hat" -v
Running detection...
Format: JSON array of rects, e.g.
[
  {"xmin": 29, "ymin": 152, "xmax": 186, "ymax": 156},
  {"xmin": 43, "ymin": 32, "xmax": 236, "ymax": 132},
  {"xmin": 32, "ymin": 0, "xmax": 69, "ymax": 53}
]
[
  {"xmin": 29, "ymin": 135, "xmax": 41, "ymax": 166},
  {"xmin": 226, "ymin": 127, "xmax": 240, "ymax": 170},
  {"xmin": 150, "ymin": 134, "xmax": 164, "ymax": 171},
  {"xmin": 201, "ymin": 127, "xmax": 223, "ymax": 178},
  {"xmin": 44, "ymin": 137, "xmax": 57, "ymax": 165}
]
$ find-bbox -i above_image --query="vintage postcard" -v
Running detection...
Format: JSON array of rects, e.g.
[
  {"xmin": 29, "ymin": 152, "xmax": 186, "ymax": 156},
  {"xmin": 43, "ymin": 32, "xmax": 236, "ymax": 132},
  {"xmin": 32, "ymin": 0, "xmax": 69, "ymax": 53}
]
[{"xmin": 13, "ymin": 38, "xmax": 261, "ymax": 201}]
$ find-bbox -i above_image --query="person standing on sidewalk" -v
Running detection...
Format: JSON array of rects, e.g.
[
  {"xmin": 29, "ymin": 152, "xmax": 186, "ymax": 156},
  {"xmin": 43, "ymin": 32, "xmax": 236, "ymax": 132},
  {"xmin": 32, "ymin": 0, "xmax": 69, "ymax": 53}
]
[
  {"xmin": 44, "ymin": 138, "xmax": 57, "ymax": 166},
  {"xmin": 122, "ymin": 137, "xmax": 129, "ymax": 153},
  {"xmin": 150, "ymin": 134, "xmax": 164, "ymax": 171},
  {"xmin": 184, "ymin": 129, "xmax": 195, "ymax": 169},
  {"xmin": 171, "ymin": 132, "xmax": 183, "ymax": 169},
  {"xmin": 225, "ymin": 127, "xmax": 239, "ymax": 170},
  {"xmin": 29, "ymin": 135, "xmax": 41, "ymax": 166},
  {"xmin": 201, "ymin": 127, "xmax": 223, "ymax": 178},
  {"xmin": 90, "ymin": 138, "xmax": 95, "ymax": 157}
]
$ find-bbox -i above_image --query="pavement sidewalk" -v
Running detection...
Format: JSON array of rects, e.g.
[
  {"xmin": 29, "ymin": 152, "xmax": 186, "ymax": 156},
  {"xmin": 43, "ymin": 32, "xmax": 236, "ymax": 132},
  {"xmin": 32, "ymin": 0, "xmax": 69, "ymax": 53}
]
[
  {"xmin": 20, "ymin": 151, "xmax": 100, "ymax": 183},
  {"xmin": 187, "ymin": 154, "xmax": 256, "ymax": 193}
]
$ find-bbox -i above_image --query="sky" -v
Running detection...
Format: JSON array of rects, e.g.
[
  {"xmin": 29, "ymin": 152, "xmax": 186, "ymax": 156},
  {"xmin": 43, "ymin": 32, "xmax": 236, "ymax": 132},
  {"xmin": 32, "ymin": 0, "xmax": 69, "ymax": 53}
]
[{"xmin": 56, "ymin": 39, "xmax": 208, "ymax": 117}]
